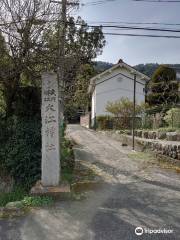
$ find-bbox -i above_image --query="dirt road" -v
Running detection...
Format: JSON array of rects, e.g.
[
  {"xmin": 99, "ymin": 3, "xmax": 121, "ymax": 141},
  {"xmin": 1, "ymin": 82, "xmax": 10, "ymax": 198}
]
[{"xmin": 0, "ymin": 125, "xmax": 180, "ymax": 240}]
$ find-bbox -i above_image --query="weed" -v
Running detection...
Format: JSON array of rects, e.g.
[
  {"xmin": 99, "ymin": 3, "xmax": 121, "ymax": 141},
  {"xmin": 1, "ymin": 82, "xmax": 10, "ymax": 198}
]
[
  {"xmin": 22, "ymin": 196, "xmax": 53, "ymax": 207},
  {"xmin": 0, "ymin": 187, "xmax": 26, "ymax": 207}
]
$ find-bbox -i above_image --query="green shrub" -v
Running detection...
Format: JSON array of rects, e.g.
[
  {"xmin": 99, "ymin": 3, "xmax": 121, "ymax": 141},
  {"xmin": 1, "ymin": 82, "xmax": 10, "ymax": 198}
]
[
  {"xmin": 12, "ymin": 86, "xmax": 40, "ymax": 118},
  {"xmin": 157, "ymin": 127, "xmax": 178, "ymax": 132},
  {"xmin": 60, "ymin": 123, "xmax": 75, "ymax": 183},
  {"xmin": 22, "ymin": 196, "xmax": 53, "ymax": 207},
  {"xmin": 164, "ymin": 108, "xmax": 180, "ymax": 128},
  {"xmin": 0, "ymin": 186, "xmax": 26, "ymax": 207},
  {"xmin": 0, "ymin": 116, "xmax": 41, "ymax": 188},
  {"xmin": 0, "ymin": 192, "xmax": 53, "ymax": 207},
  {"xmin": 96, "ymin": 115, "xmax": 113, "ymax": 130},
  {"xmin": 105, "ymin": 97, "xmax": 145, "ymax": 129},
  {"xmin": 61, "ymin": 138, "xmax": 74, "ymax": 171},
  {"xmin": 147, "ymin": 65, "xmax": 179, "ymax": 106}
]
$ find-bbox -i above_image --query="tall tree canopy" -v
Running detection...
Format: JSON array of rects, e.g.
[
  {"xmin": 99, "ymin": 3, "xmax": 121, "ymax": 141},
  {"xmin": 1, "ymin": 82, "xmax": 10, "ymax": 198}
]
[
  {"xmin": 147, "ymin": 65, "xmax": 179, "ymax": 111},
  {"xmin": 43, "ymin": 16, "xmax": 105, "ymax": 102},
  {"xmin": 0, "ymin": 0, "xmax": 106, "ymax": 117}
]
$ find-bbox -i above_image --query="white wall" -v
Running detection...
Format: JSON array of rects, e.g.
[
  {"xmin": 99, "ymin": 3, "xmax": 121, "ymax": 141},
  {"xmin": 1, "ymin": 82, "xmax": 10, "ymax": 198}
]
[
  {"xmin": 91, "ymin": 89, "xmax": 96, "ymax": 126},
  {"xmin": 176, "ymin": 72, "xmax": 180, "ymax": 80},
  {"xmin": 92, "ymin": 67, "xmax": 146, "ymax": 118}
]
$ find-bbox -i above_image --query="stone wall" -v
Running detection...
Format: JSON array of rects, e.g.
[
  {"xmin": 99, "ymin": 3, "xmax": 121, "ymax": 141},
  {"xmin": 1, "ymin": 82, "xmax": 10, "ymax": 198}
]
[
  {"xmin": 102, "ymin": 131, "xmax": 180, "ymax": 161},
  {"xmin": 132, "ymin": 130, "xmax": 180, "ymax": 141},
  {"xmin": 80, "ymin": 113, "xmax": 91, "ymax": 128}
]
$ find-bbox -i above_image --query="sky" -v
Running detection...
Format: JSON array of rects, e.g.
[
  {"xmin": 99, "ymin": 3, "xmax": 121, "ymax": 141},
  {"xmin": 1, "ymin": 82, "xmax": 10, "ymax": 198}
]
[{"xmin": 75, "ymin": 0, "xmax": 180, "ymax": 65}]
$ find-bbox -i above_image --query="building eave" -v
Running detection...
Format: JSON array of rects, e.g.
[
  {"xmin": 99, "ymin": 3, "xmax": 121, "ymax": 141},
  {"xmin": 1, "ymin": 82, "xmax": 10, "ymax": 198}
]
[{"xmin": 88, "ymin": 61, "xmax": 150, "ymax": 94}]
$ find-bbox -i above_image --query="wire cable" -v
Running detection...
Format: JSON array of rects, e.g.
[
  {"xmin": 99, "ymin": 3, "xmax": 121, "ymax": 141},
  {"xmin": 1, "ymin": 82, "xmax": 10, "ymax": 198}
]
[
  {"xmin": 86, "ymin": 20, "xmax": 180, "ymax": 27},
  {"xmin": 133, "ymin": 0, "xmax": 180, "ymax": 2},
  {"xmin": 83, "ymin": 24, "xmax": 180, "ymax": 33},
  {"xmin": 1, "ymin": 19, "xmax": 180, "ymax": 39},
  {"xmin": 103, "ymin": 32, "xmax": 180, "ymax": 38},
  {"xmin": 82, "ymin": 0, "xmax": 118, "ymax": 6}
]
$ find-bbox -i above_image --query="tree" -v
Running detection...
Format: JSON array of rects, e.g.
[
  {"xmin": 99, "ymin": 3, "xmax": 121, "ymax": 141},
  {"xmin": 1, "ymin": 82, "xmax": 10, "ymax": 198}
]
[
  {"xmin": 134, "ymin": 63, "xmax": 159, "ymax": 77},
  {"xmin": 0, "ymin": 0, "xmax": 58, "ymax": 116},
  {"xmin": 73, "ymin": 64, "xmax": 96, "ymax": 112},
  {"xmin": 43, "ymin": 16, "xmax": 105, "ymax": 120},
  {"xmin": 93, "ymin": 61, "xmax": 113, "ymax": 73},
  {"xmin": 64, "ymin": 63, "xmax": 97, "ymax": 122},
  {"xmin": 0, "ymin": 1, "xmax": 106, "ymax": 118},
  {"xmin": 164, "ymin": 108, "xmax": 180, "ymax": 128},
  {"xmin": 0, "ymin": 32, "xmax": 13, "ymax": 115},
  {"xmin": 147, "ymin": 65, "xmax": 179, "ymax": 111},
  {"xmin": 106, "ymin": 97, "xmax": 145, "ymax": 129},
  {"xmin": 43, "ymin": 16, "xmax": 105, "ymax": 103}
]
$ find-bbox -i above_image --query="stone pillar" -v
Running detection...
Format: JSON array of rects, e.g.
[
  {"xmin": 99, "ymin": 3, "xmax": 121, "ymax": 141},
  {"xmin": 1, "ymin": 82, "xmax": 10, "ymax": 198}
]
[{"xmin": 41, "ymin": 72, "xmax": 60, "ymax": 186}]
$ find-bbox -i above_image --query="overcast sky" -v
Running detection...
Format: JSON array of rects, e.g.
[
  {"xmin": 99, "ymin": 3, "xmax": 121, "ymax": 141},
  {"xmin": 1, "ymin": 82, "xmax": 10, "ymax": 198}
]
[{"xmin": 77, "ymin": 0, "xmax": 180, "ymax": 65}]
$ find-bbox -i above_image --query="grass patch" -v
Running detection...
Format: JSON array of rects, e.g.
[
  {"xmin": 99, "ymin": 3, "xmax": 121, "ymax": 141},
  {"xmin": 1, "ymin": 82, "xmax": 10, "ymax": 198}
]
[
  {"xmin": 62, "ymin": 168, "xmax": 74, "ymax": 183},
  {"xmin": 0, "ymin": 186, "xmax": 53, "ymax": 208},
  {"xmin": 0, "ymin": 123, "xmax": 74, "ymax": 208},
  {"xmin": 128, "ymin": 151, "xmax": 155, "ymax": 162},
  {"xmin": 137, "ymin": 127, "xmax": 180, "ymax": 132},
  {"xmin": 22, "ymin": 196, "xmax": 53, "ymax": 207},
  {"xmin": 128, "ymin": 151, "xmax": 180, "ymax": 173},
  {"xmin": 156, "ymin": 127, "xmax": 180, "ymax": 132},
  {"xmin": 0, "ymin": 186, "xmax": 26, "ymax": 207},
  {"xmin": 61, "ymin": 136, "xmax": 75, "ymax": 184}
]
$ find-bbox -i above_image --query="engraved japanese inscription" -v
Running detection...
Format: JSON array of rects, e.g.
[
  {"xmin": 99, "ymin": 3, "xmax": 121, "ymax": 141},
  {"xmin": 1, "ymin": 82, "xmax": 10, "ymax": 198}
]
[{"xmin": 41, "ymin": 72, "xmax": 60, "ymax": 186}]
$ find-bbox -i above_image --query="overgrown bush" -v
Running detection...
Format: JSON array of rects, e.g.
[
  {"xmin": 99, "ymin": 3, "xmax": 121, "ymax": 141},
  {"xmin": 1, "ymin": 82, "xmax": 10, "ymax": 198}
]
[
  {"xmin": 147, "ymin": 65, "xmax": 179, "ymax": 107},
  {"xmin": 60, "ymin": 122, "xmax": 75, "ymax": 183},
  {"xmin": 164, "ymin": 108, "xmax": 180, "ymax": 128},
  {"xmin": 13, "ymin": 86, "xmax": 40, "ymax": 117},
  {"xmin": 105, "ymin": 97, "xmax": 145, "ymax": 129},
  {"xmin": 0, "ymin": 116, "xmax": 41, "ymax": 188},
  {"xmin": 142, "ymin": 112, "xmax": 166, "ymax": 129},
  {"xmin": 96, "ymin": 115, "xmax": 113, "ymax": 130},
  {"xmin": 61, "ymin": 138, "xmax": 74, "ymax": 171},
  {"xmin": 0, "ymin": 186, "xmax": 26, "ymax": 207},
  {"xmin": 157, "ymin": 127, "xmax": 178, "ymax": 132},
  {"xmin": 22, "ymin": 196, "xmax": 53, "ymax": 207}
]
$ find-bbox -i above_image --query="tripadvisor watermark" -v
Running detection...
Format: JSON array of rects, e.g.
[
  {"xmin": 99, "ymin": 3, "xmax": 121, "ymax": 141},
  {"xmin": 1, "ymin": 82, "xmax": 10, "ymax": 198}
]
[{"xmin": 135, "ymin": 226, "xmax": 174, "ymax": 236}]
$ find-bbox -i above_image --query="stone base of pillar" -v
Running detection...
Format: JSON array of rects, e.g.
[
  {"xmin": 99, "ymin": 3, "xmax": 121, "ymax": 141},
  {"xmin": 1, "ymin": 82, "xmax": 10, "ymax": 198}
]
[{"xmin": 30, "ymin": 180, "xmax": 71, "ymax": 199}]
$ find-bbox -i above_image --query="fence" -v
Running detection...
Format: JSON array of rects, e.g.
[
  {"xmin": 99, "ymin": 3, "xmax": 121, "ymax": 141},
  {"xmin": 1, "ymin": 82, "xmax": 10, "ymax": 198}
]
[
  {"xmin": 95, "ymin": 109, "xmax": 180, "ymax": 130},
  {"xmin": 95, "ymin": 116, "xmax": 142, "ymax": 130},
  {"xmin": 142, "ymin": 109, "xmax": 180, "ymax": 129}
]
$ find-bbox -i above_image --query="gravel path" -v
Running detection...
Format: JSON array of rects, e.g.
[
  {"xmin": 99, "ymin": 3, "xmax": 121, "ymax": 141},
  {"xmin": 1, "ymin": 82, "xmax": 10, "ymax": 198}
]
[{"xmin": 0, "ymin": 124, "xmax": 180, "ymax": 240}]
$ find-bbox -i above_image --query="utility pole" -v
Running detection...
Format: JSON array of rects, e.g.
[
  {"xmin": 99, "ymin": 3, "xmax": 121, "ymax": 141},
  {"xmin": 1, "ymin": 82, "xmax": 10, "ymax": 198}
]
[
  {"xmin": 51, "ymin": 0, "xmax": 79, "ymax": 124},
  {"xmin": 58, "ymin": 0, "xmax": 66, "ymax": 124},
  {"xmin": 132, "ymin": 73, "xmax": 136, "ymax": 150}
]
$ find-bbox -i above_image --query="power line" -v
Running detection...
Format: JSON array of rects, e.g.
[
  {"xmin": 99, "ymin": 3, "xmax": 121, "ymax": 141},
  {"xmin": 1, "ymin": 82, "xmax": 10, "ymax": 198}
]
[
  {"xmin": 133, "ymin": 0, "xmax": 180, "ymax": 2},
  {"xmin": 82, "ymin": 0, "xmax": 118, "ymax": 6},
  {"xmin": 1, "ymin": 19, "xmax": 180, "ymax": 39},
  {"xmin": 82, "ymin": 0, "xmax": 180, "ymax": 6},
  {"xmin": 103, "ymin": 32, "xmax": 180, "ymax": 38},
  {"xmin": 1, "ymin": 14, "xmax": 180, "ymax": 32},
  {"xmin": 3, "ymin": 18, "xmax": 180, "ymax": 33},
  {"xmin": 86, "ymin": 20, "xmax": 180, "ymax": 27},
  {"xmin": 84, "ymin": 24, "xmax": 180, "ymax": 33},
  {"xmin": 5, "ymin": 14, "xmax": 180, "ymax": 28}
]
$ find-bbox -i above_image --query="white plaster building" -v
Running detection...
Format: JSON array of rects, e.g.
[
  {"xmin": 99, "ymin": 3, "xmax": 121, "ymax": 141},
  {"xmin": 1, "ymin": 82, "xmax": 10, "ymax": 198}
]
[{"xmin": 88, "ymin": 60, "xmax": 150, "ymax": 126}]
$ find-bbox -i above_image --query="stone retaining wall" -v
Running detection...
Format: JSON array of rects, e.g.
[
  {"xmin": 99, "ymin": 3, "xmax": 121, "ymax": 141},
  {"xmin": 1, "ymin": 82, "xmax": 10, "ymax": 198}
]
[
  {"xmin": 102, "ymin": 131, "xmax": 180, "ymax": 161},
  {"xmin": 132, "ymin": 130, "xmax": 180, "ymax": 141}
]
